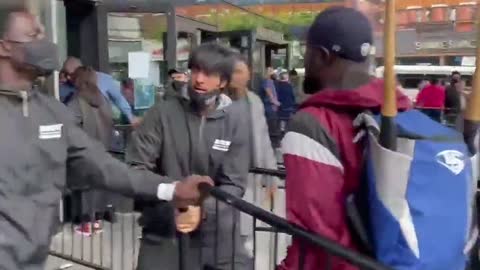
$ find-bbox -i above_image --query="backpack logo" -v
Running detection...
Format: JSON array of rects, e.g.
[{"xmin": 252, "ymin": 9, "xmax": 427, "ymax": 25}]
[{"xmin": 436, "ymin": 150, "xmax": 465, "ymax": 175}]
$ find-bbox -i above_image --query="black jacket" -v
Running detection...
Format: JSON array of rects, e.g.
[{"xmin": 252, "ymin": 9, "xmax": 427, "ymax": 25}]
[
  {"xmin": 0, "ymin": 86, "xmax": 166, "ymax": 269},
  {"xmin": 126, "ymin": 91, "xmax": 250, "ymax": 238}
]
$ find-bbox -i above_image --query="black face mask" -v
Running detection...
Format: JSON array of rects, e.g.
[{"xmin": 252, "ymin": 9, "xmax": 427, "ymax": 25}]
[
  {"xmin": 303, "ymin": 75, "xmax": 324, "ymax": 94},
  {"xmin": 172, "ymin": 80, "xmax": 188, "ymax": 98},
  {"xmin": 13, "ymin": 39, "xmax": 59, "ymax": 77},
  {"xmin": 188, "ymin": 86, "xmax": 220, "ymax": 111},
  {"xmin": 172, "ymin": 80, "xmax": 186, "ymax": 91}
]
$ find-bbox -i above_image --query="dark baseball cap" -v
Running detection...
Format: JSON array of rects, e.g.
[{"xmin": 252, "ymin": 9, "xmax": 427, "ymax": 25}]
[
  {"xmin": 307, "ymin": 7, "xmax": 373, "ymax": 63},
  {"xmin": 168, "ymin": 68, "xmax": 187, "ymax": 76}
]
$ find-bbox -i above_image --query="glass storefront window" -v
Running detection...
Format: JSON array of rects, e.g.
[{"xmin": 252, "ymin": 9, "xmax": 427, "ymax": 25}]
[
  {"xmin": 107, "ymin": 12, "xmax": 168, "ymax": 87},
  {"xmin": 177, "ymin": 32, "xmax": 194, "ymax": 69}
]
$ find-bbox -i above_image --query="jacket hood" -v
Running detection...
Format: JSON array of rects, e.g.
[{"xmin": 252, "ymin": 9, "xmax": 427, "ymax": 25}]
[
  {"xmin": 0, "ymin": 84, "xmax": 34, "ymax": 98},
  {"xmin": 205, "ymin": 93, "xmax": 232, "ymax": 119},
  {"xmin": 178, "ymin": 88, "xmax": 233, "ymax": 119},
  {"xmin": 301, "ymin": 79, "xmax": 412, "ymax": 113},
  {"xmin": 0, "ymin": 84, "xmax": 37, "ymax": 117}
]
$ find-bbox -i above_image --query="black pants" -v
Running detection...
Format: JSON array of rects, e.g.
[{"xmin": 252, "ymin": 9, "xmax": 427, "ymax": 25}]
[
  {"xmin": 136, "ymin": 235, "xmax": 249, "ymax": 270},
  {"xmin": 266, "ymin": 111, "xmax": 280, "ymax": 148},
  {"xmin": 421, "ymin": 109, "xmax": 442, "ymax": 123}
]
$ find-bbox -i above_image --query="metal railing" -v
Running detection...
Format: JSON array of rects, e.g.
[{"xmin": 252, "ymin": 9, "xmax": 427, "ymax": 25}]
[
  {"xmin": 191, "ymin": 184, "xmax": 391, "ymax": 270},
  {"xmin": 49, "ymin": 166, "xmax": 389, "ymax": 270},
  {"xmin": 50, "ymin": 188, "xmax": 139, "ymax": 270}
]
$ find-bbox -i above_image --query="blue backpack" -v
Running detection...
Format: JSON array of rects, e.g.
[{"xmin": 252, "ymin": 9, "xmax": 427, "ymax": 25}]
[{"xmin": 353, "ymin": 110, "xmax": 478, "ymax": 270}]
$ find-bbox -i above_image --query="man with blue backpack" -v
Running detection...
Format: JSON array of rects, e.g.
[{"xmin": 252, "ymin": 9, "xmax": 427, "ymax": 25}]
[{"xmin": 280, "ymin": 6, "xmax": 478, "ymax": 270}]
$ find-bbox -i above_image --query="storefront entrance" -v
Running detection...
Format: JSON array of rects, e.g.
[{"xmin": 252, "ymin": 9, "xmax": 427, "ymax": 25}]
[{"xmin": 65, "ymin": 0, "xmax": 220, "ymax": 89}]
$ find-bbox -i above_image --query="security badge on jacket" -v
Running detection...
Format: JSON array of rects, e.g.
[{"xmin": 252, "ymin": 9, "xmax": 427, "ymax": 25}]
[
  {"xmin": 212, "ymin": 139, "xmax": 231, "ymax": 152},
  {"xmin": 39, "ymin": 124, "xmax": 63, "ymax": 140}
]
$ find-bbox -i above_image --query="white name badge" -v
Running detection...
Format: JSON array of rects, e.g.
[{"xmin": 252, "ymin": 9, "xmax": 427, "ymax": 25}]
[
  {"xmin": 39, "ymin": 124, "xmax": 63, "ymax": 140},
  {"xmin": 212, "ymin": 139, "xmax": 231, "ymax": 152}
]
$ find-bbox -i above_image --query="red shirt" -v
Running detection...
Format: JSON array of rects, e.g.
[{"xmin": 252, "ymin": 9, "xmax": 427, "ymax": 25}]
[{"xmin": 415, "ymin": 84, "xmax": 445, "ymax": 109}]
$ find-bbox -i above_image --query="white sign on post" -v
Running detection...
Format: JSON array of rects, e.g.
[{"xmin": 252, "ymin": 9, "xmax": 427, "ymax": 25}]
[{"xmin": 128, "ymin": 52, "xmax": 150, "ymax": 79}]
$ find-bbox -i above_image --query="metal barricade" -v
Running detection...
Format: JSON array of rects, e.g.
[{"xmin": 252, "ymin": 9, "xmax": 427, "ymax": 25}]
[
  {"xmin": 175, "ymin": 168, "xmax": 390, "ymax": 270},
  {"xmin": 49, "ymin": 187, "xmax": 140, "ymax": 270},
  {"xmin": 49, "ymin": 165, "xmax": 388, "ymax": 270},
  {"xmin": 49, "ymin": 147, "xmax": 139, "ymax": 270}
]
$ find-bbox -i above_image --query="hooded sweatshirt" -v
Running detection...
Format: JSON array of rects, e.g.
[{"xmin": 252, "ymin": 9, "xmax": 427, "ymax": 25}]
[
  {"xmin": 279, "ymin": 79, "xmax": 411, "ymax": 270},
  {"xmin": 126, "ymin": 90, "xmax": 250, "ymax": 240},
  {"xmin": 0, "ymin": 85, "xmax": 169, "ymax": 270}
]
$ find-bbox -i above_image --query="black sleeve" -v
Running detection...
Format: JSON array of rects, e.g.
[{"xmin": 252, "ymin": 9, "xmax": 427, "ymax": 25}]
[
  {"xmin": 125, "ymin": 104, "xmax": 164, "ymax": 172},
  {"xmin": 65, "ymin": 121, "xmax": 172, "ymax": 200}
]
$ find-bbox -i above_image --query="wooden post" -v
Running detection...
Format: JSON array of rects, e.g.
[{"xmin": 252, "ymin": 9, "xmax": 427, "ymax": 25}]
[
  {"xmin": 379, "ymin": 0, "xmax": 398, "ymax": 150},
  {"xmin": 465, "ymin": 1, "xmax": 480, "ymax": 122},
  {"xmin": 463, "ymin": 0, "xmax": 480, "ymax": 155}
]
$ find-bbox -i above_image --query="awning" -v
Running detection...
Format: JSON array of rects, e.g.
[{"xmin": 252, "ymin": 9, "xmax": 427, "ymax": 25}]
[{"xmin": 289, "ymin": 26, "xmax": 309, "ymax": 41}]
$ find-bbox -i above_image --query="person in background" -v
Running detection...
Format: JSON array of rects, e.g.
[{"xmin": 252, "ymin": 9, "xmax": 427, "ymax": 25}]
[
  {"xmin": 59, "ymin": 67, "xmax": 67, "ymax": 84},
  {"xmin": 121, "ymin": 78, "xmax": 135, "ymax": 107},
  {"xmin": 60, "ymin": 57, "xmax": 141, "ymax": 127},
  {"xmin": 164, "ymin": 67, "xmax": 189, "ymax": 99},
  {"xmin": 289, "ymin": 68, "xmax": 301, "ymax": 102},
  {"xmin": 126, "ymin": 43, "xmax": 250, "ymax": 270},
  {"xmin": 0, "ymin": 10, "xmax": 213, "ymax": 269},
  {"xmin": 260, "ymin": 67, "xmax": 281, "ymax": 147},
  {"xmin": 444, "ymin": 71, "xmax": 463, "ymax": 126},
  {"xmin": 274, "ymin": 72, "xmax": 297, "ymax": 131},
  {"xmin": 67, "ymin": 66, "xmax": 114, "ymax": 236},
  {"xmin": 418, "ymin": 78, "xmax": 430, "ymax": 92},
  {"xmin": 415, "ymin": 77, "xmax": 445, "ymax": 122},
  {"xmin": 168, "ymin": 68, "xmax": 189, "ymax": 82},
  {"xmin": 289, "ymin": 69, "xmax": 298, "ymax": 81},
  {"xmin": 226, "ymin": 53, "xmax": 280, "ymax": 265},
  {"xmin": 279, "ymin": 7, "xmax": 411, "ymax": 269}
]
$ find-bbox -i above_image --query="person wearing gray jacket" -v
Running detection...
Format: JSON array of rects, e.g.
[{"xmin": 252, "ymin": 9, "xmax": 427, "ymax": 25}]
[
  {"xmin": 126, "ymin": 44, "xmax": 251, "ymax": 270},
  {"xmin": 227, "ymin": 53, "xmax": 285, "ymax": 269},
  {"xmin": 0, "ymin": 11, "xmax": 213, "ymax": 270}
]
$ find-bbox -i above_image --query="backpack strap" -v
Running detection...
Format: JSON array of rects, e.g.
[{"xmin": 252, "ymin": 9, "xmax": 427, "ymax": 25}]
[
  {"xmin": 345, "ymin": 111, "xmax": 378, "ymax": 255},
  {"xmin": 353, "ymin": 112, "xmax": 380, "ymax": 143}
]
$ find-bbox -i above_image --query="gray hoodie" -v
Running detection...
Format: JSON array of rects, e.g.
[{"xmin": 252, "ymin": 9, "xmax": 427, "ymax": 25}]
[
  {"xmin": 0, "ymin": 85, "xmax": 166, "ymax": 270},
  {"xmin": 126, "ymin": 91, "xmax": 250, "ymax": 238}
]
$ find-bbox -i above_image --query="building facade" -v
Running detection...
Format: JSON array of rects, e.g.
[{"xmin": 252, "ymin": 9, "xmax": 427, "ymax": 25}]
[
  {"xmin": 0, "ymin": 0, "xmax": 302, "ymax": 91},
  {"xmin": 2, "ymin": 0, "xmax": 474, "ymax": 90}
]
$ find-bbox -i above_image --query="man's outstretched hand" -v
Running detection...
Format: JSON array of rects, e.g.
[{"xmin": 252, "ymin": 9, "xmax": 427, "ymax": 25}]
[{"xmin": 173, "ymin": 175, "xmax": 214, "ymax": 208}]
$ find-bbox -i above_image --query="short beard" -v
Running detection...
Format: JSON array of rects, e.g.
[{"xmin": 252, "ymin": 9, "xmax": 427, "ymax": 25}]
[{"xmin": 303, "ymin": 75, "xmax": 324, "ymax": 94}]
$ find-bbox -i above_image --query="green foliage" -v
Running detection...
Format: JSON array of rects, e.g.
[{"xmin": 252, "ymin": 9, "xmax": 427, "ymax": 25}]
[{"xmin": 185, "ymin": 7, "xmax": 320, "ymax": 40}]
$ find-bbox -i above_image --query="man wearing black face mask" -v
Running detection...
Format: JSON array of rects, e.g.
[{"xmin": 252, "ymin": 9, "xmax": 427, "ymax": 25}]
[
  {"xmin": 126, "ymin": 43, "xmax": 250, "ymax": 270},
  {"xmin": 164, "ymin": 67, "xmax": 189, "ymax": 100},
  {"xmin": 0, "ymin": 11, "xmax": 213, "ymax": 270}
]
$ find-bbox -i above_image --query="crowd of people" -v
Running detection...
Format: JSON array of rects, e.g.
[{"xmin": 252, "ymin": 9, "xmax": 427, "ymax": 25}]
[
  {"xmin": 0, "ymin": 5, "xmax": 478, "ymax": 270},
  {"xmin": 415, "ymin": 70, "xmax": 467, "ymax": 126}
]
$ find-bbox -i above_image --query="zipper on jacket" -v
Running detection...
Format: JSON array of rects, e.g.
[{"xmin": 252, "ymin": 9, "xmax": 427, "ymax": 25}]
[
  {"xmin": 199, "ymin": 116, "xmax": 206, "ymax": 143},
  {"xmin": 20, "ymin": 90, "xmax": 28, "ymax": 117}
]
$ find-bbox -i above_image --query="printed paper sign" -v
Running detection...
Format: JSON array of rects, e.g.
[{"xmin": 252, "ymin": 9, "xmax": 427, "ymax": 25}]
[{"xmin": 128, "ymin": 52, "xmax": 150, "ymax": 79}]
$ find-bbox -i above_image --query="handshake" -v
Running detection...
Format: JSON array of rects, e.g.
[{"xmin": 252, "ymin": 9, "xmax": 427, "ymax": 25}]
[{"xmin": 171, "ymin": 175, "xmax": 214, "ymax": 208}]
